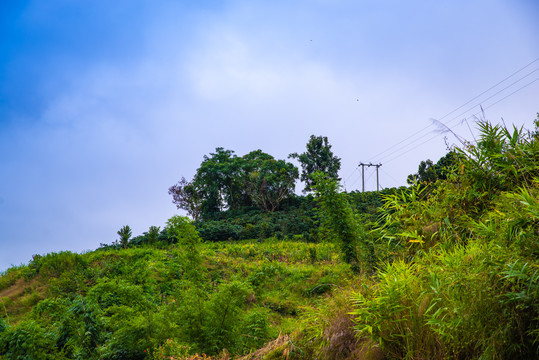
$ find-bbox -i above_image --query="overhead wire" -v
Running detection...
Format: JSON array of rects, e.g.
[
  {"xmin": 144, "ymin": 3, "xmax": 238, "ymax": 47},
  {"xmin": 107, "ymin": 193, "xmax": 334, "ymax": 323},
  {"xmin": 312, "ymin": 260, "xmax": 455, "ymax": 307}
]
[
  {"xmin": 374, "ymin": 67, "xmax": 539, "ymax": 164},
  {"xmin": 436, "ymin": 66, "xmax": 539, "ymax": 129},
  {"xmin": 381, "ymin": 167, "xmax": 401, "ymax": 185},
  {"xmin": 382, "ymin": 75, "xmax": 539, "ymax": 165},
  {"xmin": 340, "ymin": 56, "xmax": 539, "ymax": 188},
  {"xmin": 349, "ymin": 166, "xmax": 376, "ymax": 189},
  {"xmin": 368, "ymin": 57, "xmax": 539, "ymax": 164}
]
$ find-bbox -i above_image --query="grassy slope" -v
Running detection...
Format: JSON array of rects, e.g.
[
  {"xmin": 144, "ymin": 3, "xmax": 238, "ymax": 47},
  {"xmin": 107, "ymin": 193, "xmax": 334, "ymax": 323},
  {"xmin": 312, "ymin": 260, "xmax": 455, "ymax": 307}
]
[
  {"xmin": 3, "ymin": 120, "xmax": 538, "ymax": 360},
  {"xmin": 0, "ymin": 238, "xmax": 356, "ymax": 359}
]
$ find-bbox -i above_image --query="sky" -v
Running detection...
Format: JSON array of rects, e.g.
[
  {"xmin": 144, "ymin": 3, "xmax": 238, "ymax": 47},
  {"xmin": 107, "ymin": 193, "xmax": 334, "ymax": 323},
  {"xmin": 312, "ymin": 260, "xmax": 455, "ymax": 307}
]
[{"xmin": 1, "ymin": 0, "xmax": 538, "ymax": 272}]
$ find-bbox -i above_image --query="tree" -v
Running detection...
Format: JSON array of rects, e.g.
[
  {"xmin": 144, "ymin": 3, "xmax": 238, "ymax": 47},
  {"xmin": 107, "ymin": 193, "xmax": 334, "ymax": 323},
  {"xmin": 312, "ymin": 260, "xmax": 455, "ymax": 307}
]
[
  {"xmin": 165, "ymin": 215, "xmax": 202, "ymax": 280},
  {"xmin": 117, "ymin": 225, "xmax": 132, "ymax": 249},
  {"xmin": 145, "ymin": 226, "xmax": 160, "ymax": 245},
  {"xmin": 170, "ymin": 148, "xmax": 299, "ymax": 219},
  {"xmin": 290, "ymin": 135, "xmax": 341, "ymax": 192},
  {"xmin": 312, "ymin": 172, "xmax": 361, "ymax": 273},
  {"xmin": 407, "ymin": 151, "xmax": 457, "ymax": 185},
  {"xmin": 169, "ymin": 148, "xmax": 241, "ymax": 220},
  {"xmin": 243, "ymin": 150, "xmax": 299, "ymax": 212},
  {"xmin": 195, "ymin": 148, "xmax": 244, "ymax": 214},
  {"xmin": 169, "ymin": 177, "xmax": 203, "ymax": 221}
]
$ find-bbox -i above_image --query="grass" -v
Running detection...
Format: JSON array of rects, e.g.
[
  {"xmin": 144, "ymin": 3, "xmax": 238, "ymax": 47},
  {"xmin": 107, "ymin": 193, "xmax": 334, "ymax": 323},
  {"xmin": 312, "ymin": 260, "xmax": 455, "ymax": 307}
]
[{"xmin": 0, "ymin": 237, "xmax": 356, "ymax": 359}]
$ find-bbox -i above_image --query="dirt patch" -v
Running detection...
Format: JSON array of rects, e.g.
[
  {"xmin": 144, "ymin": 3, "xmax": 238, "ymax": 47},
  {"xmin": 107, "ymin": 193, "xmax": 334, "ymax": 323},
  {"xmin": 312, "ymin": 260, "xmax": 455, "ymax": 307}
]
[
  {"xmin": 0, "ymin": 276, "xmax": 45, "ymax": 300},
  {"xmin": 0, "ymin": 277, "xmax": 28, "ymax": 299}
]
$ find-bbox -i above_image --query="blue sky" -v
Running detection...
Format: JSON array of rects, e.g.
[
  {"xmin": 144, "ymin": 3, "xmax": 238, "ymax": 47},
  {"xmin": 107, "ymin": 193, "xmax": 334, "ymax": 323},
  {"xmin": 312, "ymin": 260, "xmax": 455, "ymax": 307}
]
[{"xmin": 1, "ymin": 0, "xmax": 538, "ymax": 271}]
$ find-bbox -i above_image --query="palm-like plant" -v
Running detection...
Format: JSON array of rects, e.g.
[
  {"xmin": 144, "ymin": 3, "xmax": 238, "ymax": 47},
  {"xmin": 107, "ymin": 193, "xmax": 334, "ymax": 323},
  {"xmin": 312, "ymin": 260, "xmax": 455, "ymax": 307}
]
[
  {"xmin": 146, "ymin": 226, "xmax": 160, "ymax": 245},
  {"xmin": 117, "ymin": 225, "xmax": 132, "ymax": 249}
]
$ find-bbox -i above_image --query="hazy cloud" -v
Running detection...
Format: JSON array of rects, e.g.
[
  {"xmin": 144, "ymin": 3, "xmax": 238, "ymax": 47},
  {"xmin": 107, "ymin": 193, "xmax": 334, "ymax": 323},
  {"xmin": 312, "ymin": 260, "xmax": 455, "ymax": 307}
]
[{"xmin": 1, "ymin": 0, "xmax": 538, "ymax": 271}]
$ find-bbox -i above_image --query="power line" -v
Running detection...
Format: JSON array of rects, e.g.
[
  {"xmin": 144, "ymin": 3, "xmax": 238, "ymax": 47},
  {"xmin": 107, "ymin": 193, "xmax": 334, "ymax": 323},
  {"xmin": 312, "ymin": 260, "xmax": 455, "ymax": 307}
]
[
  {"xmin": 381, "ymin": 167, "xmax": 401, "ymax": 185},
  {"xmin": 344, "ymin": 166, "xmax": 359, "ymax": 183},
  {"xmin": 479, "ymin": 76, "xmax": 539, "ymax": 113},
  {"xmin": 440, "ymin": 67, "xmax": 539, "ymax": 129},
  {"xmin": 374, "ymin": 69, "xmax": 539, "ymax": 164},
  {"xmin": 375, "ymin": 69, "xmax": 539, "ymax": 164},
  {"xmin": 341, "ymin": 57, "xmax": 539, "ymax": 188},
  {"xmin": 368, "ymin": 57, "xmax": 539, "ymax": 163},
  {"xmin": 436, "ymin": 58, "xmax": 539, "ymax": 125},
  {"xmin": 382, "ymin": 75, "xmax": 539, "ymax": 165}
]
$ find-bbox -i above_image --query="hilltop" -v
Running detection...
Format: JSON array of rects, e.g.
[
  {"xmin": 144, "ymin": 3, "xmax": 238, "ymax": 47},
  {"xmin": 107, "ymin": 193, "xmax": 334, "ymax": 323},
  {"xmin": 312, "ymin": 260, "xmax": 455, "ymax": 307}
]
[{"xmin": 1, "ymin": 118, "xmax": 539, "ymax": 359}]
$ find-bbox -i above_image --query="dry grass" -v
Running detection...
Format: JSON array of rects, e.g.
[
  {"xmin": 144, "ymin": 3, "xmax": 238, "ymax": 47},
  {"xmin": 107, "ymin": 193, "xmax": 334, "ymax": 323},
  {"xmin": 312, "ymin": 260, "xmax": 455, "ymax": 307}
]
[
  {"xmin": 0, "ymin": 276, "xmax": 47, "ymax": 322},
  {"xmin": 320, "ymin": 312, "xmax": 358, "ymax": 360},
  {"xmin": 348, "ymin": 339, "xmax": 386, "ymax": 360},
  {"xmin": 238, "ymin": 334, "xmax": 292, "ymax": 360},
  {"xmin": 319, "ymin": 311, "xmax": 386, "ymax": 360},
  {"xmin": 0, "ymin": 277, "xmax": 28, "ymax": 299}
]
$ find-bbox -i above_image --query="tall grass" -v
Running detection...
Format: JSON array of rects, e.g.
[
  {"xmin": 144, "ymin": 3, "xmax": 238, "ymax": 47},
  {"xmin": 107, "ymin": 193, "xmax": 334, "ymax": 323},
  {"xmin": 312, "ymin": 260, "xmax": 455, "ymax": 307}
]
[{"xmin": 350, "ymin": 118, "xmax": 539, "ymax": 359}]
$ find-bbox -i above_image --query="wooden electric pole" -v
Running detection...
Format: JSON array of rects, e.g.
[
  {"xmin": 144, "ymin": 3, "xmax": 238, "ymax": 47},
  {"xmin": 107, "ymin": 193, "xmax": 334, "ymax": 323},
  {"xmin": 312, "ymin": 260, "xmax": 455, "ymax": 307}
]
[{"xmin": 359, "ymin": 162, "xmax": 382, "ymax": 192}]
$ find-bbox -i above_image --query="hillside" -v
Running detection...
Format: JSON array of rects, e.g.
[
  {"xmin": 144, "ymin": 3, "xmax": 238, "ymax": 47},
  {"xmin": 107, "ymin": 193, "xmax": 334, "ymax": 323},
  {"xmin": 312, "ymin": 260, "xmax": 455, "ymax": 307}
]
[
  {"xmin": 1, "ymin": 118, "xmax": 539, "ymax": 360},
  {"xmin": 0, "ymin": 238, "xmax": 360, "ymax": 359}
]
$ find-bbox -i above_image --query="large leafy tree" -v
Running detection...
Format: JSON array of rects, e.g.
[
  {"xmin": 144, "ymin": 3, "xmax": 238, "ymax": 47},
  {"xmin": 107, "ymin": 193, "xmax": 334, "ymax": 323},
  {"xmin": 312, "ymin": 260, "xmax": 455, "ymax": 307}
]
[
  {"xmin": 243, "ymin": 150, "xmax": 299, "ymax": 212},
  {"xmin": 290, "ymin": 135, "xmax": 341, "ymax": 192},
  {"xmin": 170, "ymin": 148, "xmax": 299, "ymax": 219},
  {"xmin": 195, "ymin": 148, "xmax": 243, "ymax": 213},
  {"xmin": 169, "ymin": 148, "xmax": 243, "ymax": 220}
]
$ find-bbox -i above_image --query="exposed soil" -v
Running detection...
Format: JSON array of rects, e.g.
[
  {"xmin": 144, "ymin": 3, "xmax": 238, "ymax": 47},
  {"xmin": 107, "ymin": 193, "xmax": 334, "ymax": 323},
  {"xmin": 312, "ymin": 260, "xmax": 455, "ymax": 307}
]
[{"xmin": 0, "ymin": 277, "xmax": 28, "ymax": 299}]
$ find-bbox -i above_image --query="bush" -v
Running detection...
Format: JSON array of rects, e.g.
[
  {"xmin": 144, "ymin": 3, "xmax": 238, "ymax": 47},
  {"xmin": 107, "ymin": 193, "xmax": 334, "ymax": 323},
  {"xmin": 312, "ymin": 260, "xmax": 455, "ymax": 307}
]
[
  {"xmin": 32, "ymin": 251, "xmax": 87, "ymax": 278},
  {"xmin": 349, "ymin": 118, "xmax": 539, "ymax": 359},
  {"xmin": 0, "ymin": 320, "xmax": 57, "ymax": 359},
  {"xmin": 203, "ymin": 280, "xmax": 252, "ymax": 354},
  {"xmin": 197, "ymin": 221, "xmax": 242, "ymax": 241},
  {"xmin": 240, "ymin": 308, "xmax": 272, "ymax": 353}
]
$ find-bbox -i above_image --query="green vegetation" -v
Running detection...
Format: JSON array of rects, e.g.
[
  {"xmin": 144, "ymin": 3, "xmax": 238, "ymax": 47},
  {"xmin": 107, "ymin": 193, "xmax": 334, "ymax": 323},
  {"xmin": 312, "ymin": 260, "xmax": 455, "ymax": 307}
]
[
  {"xmin": 118, "ymin": 225, "xmax": 133, "ymax": 250},
  {"xmin": 0, "ymin": 238, "xmax": 350, "ymax": 359},
  {"xmin": 406, "ymin": 151, "xmax": 458, "ymax": 185},
  {"xmin": 312, "ymin": 172, "xmax": 362, "ymax": 273},
  {"xmin": 349, "ymin": 118, "xmax": 539, "ymax": 359},
  {"xmin": 290, "ymin": 135, "xmax": 342, "ymax": 193},
  {"xmin": 168, "ymin": 148, "xmax": 299, "ymax": 220},
  {"xmin": 2, "ymin": 117, "xmax": 539, "ymax": 359}
]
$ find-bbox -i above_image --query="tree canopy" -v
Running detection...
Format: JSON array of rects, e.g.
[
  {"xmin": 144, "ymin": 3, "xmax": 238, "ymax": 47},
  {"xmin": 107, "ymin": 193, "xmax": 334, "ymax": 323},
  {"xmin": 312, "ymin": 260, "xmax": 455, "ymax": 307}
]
[
  {"xmin": 290, "ymin": 135, "xmax": 341, "ymax": 192},
  {"xmin": 169, "ymin": 148, "xmax": 299, "ymax": 220},
  {"xmin": 406, "ymin": 151, "xmax": 458, "ymax": 185}
]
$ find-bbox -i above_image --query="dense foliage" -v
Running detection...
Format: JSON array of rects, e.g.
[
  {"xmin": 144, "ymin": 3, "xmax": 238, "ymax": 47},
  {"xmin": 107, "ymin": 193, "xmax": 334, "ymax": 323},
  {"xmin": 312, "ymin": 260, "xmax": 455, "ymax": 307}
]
[
  {"xmin": 168, "ymin": 148, "xmax": 299, "ymax": 220},
  {"xmin": 2, "ymin": 116, "xmax": 539, "ymax": 359},
  {"xmin": 289, "ymin": 135, "xmax": 342, "ymax": 193},
  {"xmin": 0, "ymin": 236, "xmax": 351, "ymax": 359},
  {"xmin": 406, "ymin": 151, "xmax": 458, "ymax": 185},
  {"xmin": 168, "ymin": 137, "xmax": 347, "ymax": 243},
  {"xmin": 349, "ymin": 118, "xmax": 539, "ymax": 359}
]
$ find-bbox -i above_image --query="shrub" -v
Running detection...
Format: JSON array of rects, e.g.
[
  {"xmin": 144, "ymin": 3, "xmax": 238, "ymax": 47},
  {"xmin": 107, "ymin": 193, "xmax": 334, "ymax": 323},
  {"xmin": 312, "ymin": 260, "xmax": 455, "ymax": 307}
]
[
  {"xmin": 240, "ymin": 308, "xmax": 272, "ymax": 354},
  {"xmin": 197, "ymin": 221, "xmax": 242, "ymax": 241},
  {"xmin": 203, "ymin": 280, "xmax": 252, "ymax": 354},
  {"xmin": 0, "ymin": 320, "xmax": 57, "ymax": 359},
  {"xmin": 312, "ymin": 172, "xmax": 362, "ymax": 273},
  {"xmin": 35, "ymin": 251, "xmax": 87, "ymax": 278}
]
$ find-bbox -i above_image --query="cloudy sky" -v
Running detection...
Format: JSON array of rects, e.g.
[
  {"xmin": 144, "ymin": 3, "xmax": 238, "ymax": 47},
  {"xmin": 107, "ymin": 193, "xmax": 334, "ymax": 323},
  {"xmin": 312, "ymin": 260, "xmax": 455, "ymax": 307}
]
[{"xmin": 1, "ymin": 0, "xmax": 538, "ymax": 271}]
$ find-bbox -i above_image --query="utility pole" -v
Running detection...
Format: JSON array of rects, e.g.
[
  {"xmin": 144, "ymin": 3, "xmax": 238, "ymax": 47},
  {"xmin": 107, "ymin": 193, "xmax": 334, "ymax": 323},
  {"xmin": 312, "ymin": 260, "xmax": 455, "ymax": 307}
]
[
  {"xmin": 358, "ymin": 162, "xmax": 382, "ymax": 192},
  {"xmin": 361, "ymin": 163, "xmax": 365, "ymax": 192}
]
